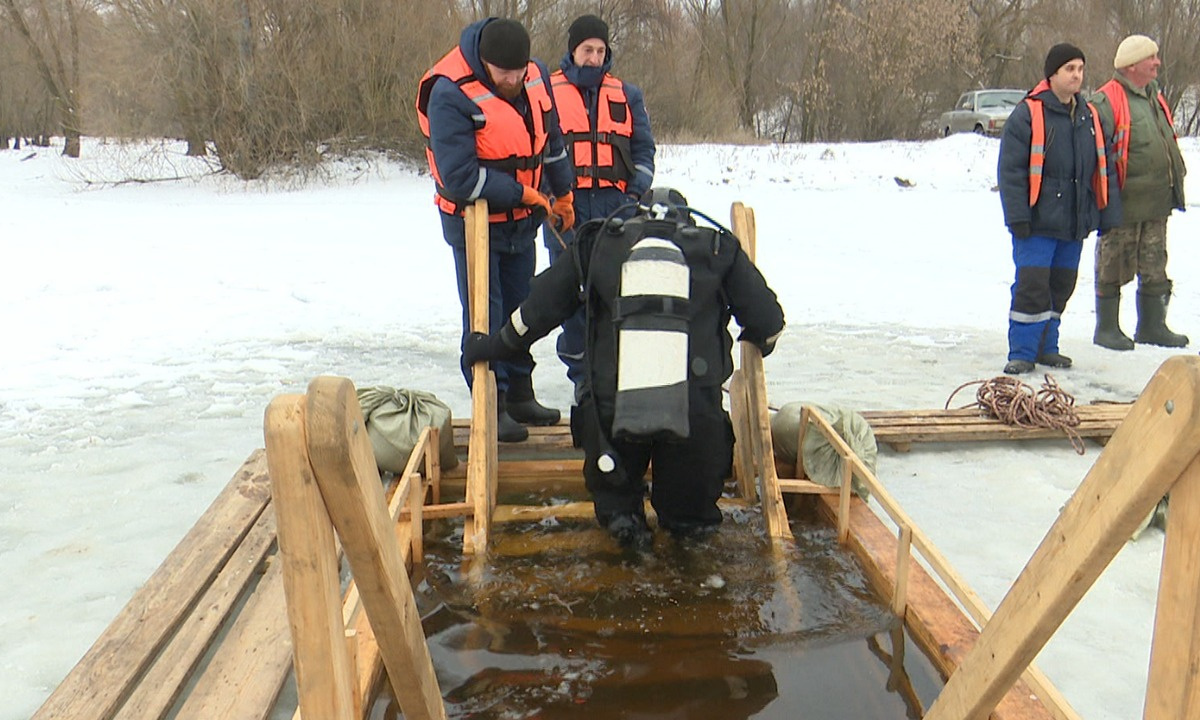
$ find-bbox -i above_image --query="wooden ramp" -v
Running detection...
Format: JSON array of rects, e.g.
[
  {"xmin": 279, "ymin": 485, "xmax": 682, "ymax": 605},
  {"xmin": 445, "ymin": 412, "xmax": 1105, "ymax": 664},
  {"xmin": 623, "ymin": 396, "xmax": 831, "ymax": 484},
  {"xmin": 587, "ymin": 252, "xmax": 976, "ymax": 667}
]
[{"xmin": 862, "ymin": 403, "xmax": 1131, "ymax": 451}]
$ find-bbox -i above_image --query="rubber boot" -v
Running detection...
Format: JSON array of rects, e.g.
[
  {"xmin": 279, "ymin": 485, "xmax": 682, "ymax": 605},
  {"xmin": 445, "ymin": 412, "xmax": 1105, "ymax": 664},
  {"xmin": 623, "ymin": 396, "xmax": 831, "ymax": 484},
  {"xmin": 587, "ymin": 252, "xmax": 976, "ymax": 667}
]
[
  {"xmin": 506, "ymin": 373, "xmax": 561, "ymax": 425},
  {"xmin": 1135, "ymin": 282, "xmax": 1189, "ymax": 347},
  {"xmin": 1093, "ymin": 292, "xmax": 1134, "ymax": 351},
  {"xmin": 496, "ymin": 391, "xmax": 528, "ymax": 443},
  {"xmin": 606, "ymin": 512, "xmax": 652, "ymax": 548}
]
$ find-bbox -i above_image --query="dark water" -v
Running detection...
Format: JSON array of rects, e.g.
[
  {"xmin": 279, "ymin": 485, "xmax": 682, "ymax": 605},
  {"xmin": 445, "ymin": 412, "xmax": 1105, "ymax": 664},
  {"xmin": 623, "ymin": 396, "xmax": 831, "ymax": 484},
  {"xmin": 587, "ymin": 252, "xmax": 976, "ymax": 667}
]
[{"xmin": 373, "ymin": 498, "xmax": 942, "ymax": 719}]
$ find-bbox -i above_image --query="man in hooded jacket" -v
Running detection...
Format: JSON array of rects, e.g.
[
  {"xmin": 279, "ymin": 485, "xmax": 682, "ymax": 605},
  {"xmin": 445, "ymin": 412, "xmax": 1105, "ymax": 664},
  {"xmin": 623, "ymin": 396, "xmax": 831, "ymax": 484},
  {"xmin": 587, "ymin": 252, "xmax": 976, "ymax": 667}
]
[
  {"xmin": 544, "ymin": 14, "xmax": 656, "ymax": 393},
  {"xmin": 417, "ymin": 18, "xmax": 576, "ymax": 442}
]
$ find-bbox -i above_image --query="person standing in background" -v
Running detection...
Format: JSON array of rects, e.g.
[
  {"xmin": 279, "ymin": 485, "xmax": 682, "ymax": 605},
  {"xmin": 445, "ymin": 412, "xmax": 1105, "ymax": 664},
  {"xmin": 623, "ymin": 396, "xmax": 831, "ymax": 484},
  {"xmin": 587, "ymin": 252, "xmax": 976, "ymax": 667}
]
[
  {"xmin": 1091, "ymin": 34, "xmax": 1189, "ymax": 350},
  {"xmin": 545, "ymin": 14, "xmax": 656, "ymax": 394},
  {"xmin": 997, "ymin": 43, "xmax": 1121, "ymax": 375}
]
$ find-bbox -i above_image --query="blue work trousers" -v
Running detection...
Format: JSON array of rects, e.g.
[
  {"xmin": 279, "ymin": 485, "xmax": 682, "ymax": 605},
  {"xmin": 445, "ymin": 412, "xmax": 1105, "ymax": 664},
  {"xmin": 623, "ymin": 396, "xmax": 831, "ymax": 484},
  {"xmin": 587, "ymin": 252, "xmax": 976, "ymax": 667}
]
[{"xmin": 1008, "ymin": 234, "xmax": 1082, "ymax": 362}]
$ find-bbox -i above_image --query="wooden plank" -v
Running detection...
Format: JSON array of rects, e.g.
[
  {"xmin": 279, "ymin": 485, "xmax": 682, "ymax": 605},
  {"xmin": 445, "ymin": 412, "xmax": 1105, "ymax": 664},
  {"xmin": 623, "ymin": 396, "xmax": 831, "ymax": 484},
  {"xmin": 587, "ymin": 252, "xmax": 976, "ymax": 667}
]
[
  {"xmin": 728, "ymin": 370, "xmax": 757, "ymax": 499},
  {"xmin": 172, "ymin": 558, "xmax": 293, "ymax": 720},
  {"xmin": 265, "ymin": 394, "xmax": 356, "ymax": 720},
  {"xmin": 1144, "ymin": 451, "xmax": 1200, "ymax": 719},
  {"xmin": 31, "ymin": 451, "xmax": 272, "ymax": 720},
  {"xmin": 112, "ymin": 508, "xmax": 278, "ymax": 720},
  {"xmin": 304, "ymin": 376, "xmax": 447, "ymax": 720},
  {"xmin": 730, "ymin": 202, "xmax": 791, "ymax": 540},
  {"xmin": 861, "ymin": 404, "xmax": 1131, "ymax": 448},
  {"xmin": 777, "ymin": 478, "xmax": 839, "ymax": 494},
  {"xmin": 816, "ymin": 494, "xmax": 1057, "ymax": 720},
  {"xmin": 925, "ymin": 355, "xmax": 1200, "ymax": 720},
  {"xmin": 463, "ymin": 198, "xmax": 495, "ymax": 554}
]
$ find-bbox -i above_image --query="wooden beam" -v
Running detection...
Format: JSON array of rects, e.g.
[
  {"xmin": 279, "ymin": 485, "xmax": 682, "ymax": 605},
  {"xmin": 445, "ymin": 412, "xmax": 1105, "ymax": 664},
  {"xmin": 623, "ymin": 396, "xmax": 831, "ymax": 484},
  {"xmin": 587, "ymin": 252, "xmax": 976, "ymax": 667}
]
[
  {"xmin": 304, "ymin": 376, "xmax": 447, "ymax": 720},
  {"xmin": 730, "ymin": 202, "xmax": 791, "ymax": 540},
  {"xmin": 265, "ymin": 395, "xmax": 356, "ymax": 720},
  {"xmin": 925, "ymin": 355, "xmax": 1200, "ymax": 720},
  {"xmin": 1145, "ymin": 451, "xmax": 1200, "ymax": 719},
  {"xmin": 464, "ymin": 198, "xmax": 495, "ymax": 554},
  {"xmin": 31, "ymin": 451, "xmax": 272, "ymax": 720},
  {"xmin": 728, "ymin": 370, "xmax": 757, "ymax": 499}
]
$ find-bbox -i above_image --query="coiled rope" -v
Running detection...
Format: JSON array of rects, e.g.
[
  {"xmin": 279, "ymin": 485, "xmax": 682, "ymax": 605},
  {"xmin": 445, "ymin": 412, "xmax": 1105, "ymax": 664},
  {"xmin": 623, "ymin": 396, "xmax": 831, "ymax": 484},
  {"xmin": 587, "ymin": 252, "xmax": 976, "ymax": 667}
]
[{"xmin": 945, "ymin": 374, "xmax": 1084, "ymax": 454}]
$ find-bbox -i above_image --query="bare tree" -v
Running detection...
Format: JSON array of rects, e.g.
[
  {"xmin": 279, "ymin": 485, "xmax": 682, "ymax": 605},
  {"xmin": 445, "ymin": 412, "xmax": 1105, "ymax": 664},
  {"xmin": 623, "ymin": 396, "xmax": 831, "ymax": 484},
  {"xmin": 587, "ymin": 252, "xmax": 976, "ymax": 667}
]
[{"xmin": 1, "ymin": 0, "xmax": 86, "ymax": 156}]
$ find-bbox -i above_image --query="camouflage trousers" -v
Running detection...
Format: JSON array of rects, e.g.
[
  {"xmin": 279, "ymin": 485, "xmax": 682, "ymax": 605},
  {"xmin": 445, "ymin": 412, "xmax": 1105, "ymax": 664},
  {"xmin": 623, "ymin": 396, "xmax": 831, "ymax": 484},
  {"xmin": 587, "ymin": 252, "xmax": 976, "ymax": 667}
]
[{"xmin": 1094, "ymin": 218, "xmax": 1171, "ymax": 294}]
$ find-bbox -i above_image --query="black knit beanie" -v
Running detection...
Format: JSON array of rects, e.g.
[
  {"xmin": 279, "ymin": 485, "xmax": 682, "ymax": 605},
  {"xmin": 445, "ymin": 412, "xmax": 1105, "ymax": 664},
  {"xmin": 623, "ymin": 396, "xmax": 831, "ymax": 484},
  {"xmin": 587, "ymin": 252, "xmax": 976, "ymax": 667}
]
[
  {"xmin": 1044, "ymin": 43, "xmax": 1085, "ymax": 79},
  {"xmin": 479, "ymin": 19, "xmax": 530, "ymax": 70},
  {"xmin": 568, "ymin": 14, "xmax": 609, "ymax": 55}
]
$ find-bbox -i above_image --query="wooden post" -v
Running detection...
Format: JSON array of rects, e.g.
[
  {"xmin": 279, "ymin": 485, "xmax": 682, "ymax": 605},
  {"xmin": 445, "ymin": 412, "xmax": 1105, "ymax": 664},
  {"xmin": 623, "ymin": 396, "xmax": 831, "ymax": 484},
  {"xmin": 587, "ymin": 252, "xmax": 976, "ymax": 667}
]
[
  {"xmin": 925, "ymin": 356, "xmax": 1200, "ymax": 720},
  {"xmin": 1144, "ymin": 451, "xmax": 1200, "ymax": 719},
  {"xmin": 463, "ymin": 199, "xmax": 496, "ymax": 554},
  {"xmin": 264, "ymin": 395, "xmax": 356, "ymax": 720},
  {"xmin": 730, "ymin": 202, "xmax": 791, "ymax": 540},
  {"xmin": 304, "ymin": 376, "xmax": 447, "ymax": 720},
  {"xmin": 892, "ymin": 525, "xmax": 912, "ymax": 618},
  {"xmin": 728, "ymin": 370, "xmax": 756, "ymax": 499}
]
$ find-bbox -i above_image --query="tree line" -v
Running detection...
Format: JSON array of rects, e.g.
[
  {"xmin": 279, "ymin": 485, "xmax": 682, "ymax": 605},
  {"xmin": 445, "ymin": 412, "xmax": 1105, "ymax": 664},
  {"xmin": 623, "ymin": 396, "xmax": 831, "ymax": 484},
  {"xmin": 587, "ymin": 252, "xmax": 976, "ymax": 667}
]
[{"xmin": 2, "ymin": 0, "xmax": 1197, "ymax": 177}]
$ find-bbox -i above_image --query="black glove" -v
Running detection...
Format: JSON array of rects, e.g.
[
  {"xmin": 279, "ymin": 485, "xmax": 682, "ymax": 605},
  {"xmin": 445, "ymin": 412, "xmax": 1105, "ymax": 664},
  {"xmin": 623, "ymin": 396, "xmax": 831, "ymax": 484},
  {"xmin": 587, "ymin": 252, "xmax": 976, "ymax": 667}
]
[
  {"xmin": 463, "ymin": 325, "xmax": 526, "ymax": 366},
  {"xmin": 462, "ymin": 332, "xmax": 498, "ymax": 367},
  {"xmin": 1009, "ymin": 221, "xmax": 1032, "ymax": 239}
]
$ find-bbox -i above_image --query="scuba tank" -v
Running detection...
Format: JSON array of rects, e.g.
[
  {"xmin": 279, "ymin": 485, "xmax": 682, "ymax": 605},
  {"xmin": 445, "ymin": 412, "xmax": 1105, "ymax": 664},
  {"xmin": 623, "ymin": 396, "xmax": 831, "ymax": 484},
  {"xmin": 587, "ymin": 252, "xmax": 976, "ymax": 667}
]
[{"xmin": 610, "ymin": 224, "xmax": 692, "ymax": 441}]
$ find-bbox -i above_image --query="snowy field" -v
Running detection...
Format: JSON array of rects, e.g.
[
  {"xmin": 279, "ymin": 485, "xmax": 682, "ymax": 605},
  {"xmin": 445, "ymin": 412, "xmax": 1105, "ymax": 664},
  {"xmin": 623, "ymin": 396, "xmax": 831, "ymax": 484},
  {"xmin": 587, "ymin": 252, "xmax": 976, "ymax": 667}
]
[{"xmin": 2, "ymin": 134, "xmax": 1199, "ymax": 719}]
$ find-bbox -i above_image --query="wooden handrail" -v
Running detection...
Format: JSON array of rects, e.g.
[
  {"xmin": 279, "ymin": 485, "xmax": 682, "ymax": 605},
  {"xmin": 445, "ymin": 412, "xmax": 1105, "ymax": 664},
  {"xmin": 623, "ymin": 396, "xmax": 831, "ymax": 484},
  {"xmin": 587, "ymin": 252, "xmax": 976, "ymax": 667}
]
[{"xmin": 794, "ymin": 403, "xmax": 1081, "ymax": 720}]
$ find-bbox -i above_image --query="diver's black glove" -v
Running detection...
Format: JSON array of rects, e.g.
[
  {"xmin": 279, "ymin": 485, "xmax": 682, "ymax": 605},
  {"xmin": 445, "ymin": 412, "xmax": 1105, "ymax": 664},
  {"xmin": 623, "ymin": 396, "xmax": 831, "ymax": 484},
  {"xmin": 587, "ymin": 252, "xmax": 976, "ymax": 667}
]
[
  {"xmin": 462, "ymin": 332, "xmax": 496, "ymax": 366},
  {"xmin": 462, "ymin": 324, "xmax": 525, "ymax": 366}
]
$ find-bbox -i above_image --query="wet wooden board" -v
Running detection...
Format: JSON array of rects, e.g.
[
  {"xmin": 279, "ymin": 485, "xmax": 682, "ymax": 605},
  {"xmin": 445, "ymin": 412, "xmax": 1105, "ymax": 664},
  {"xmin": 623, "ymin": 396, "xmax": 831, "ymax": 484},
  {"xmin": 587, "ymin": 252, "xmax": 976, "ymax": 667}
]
[{"xmin": 860, "ymin": 403, "xmax": 1131, "ymax": 451}]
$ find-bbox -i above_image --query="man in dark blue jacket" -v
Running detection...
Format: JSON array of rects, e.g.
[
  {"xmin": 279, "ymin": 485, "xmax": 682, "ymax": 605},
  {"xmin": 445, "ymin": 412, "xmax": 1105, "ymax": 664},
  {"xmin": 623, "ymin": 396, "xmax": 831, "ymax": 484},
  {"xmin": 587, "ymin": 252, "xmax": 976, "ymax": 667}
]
[
  {"xmin": 998, "ymin": 43, "xmax": 1121, "ymax": 375},
  {"xmin": 544, "ymin": 14, "xmax": 656, "ymax": 394},
  {"xmin": 417, "ymin": 18, "xmax": 577, "ymax": 441}
]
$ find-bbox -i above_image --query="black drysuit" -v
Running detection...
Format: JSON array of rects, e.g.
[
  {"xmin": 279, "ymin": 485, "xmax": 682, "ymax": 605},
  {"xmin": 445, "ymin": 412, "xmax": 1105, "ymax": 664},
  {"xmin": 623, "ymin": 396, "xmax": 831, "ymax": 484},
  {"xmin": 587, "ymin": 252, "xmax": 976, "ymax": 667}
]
[{"xmin": 502, "ymin": 212, "xmax": 785, "ymax": 531}]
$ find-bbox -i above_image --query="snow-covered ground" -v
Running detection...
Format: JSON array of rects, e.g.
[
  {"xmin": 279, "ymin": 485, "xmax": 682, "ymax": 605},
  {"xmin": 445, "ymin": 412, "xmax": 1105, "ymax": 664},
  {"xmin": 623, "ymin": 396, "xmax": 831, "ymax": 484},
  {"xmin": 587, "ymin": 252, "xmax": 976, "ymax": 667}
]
[{"xmin": 2, "ymin": 134, "xmax": 1198, "ymax": 720}]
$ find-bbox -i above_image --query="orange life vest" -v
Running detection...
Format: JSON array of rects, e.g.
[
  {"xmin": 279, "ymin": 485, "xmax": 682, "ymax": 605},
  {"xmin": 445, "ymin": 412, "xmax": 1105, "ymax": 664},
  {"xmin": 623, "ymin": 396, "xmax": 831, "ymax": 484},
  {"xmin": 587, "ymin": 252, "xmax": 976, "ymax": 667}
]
[
  {"xmin": 1024, "ymin": 80, "xmax": 1108, "ymax": 210},
  {"xmin": 1096, "ymin": 78, "xmax": 1176, "ymax": 189},
  {"xmin": 550, "ymin": 70, "xmax": 634, "ymax": 191},
  {"xmin": 416, "ymin": 48, "xmax": 553, "ymax": 222}
]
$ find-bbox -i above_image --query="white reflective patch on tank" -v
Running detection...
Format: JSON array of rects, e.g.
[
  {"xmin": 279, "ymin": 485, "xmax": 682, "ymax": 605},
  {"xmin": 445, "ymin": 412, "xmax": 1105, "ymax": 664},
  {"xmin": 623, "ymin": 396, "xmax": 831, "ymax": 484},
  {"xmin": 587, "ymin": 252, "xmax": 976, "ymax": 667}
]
[
  {"xmin": 510, "ymin": 307, "xmax": 529, "ymax": 336},
  {"xmin": 622, "ymin": 260, "xmax": 688, "ymax": 298},
  {"xmin": 617, "ymin": 329, "xmax": 688, "ymax": 391}
]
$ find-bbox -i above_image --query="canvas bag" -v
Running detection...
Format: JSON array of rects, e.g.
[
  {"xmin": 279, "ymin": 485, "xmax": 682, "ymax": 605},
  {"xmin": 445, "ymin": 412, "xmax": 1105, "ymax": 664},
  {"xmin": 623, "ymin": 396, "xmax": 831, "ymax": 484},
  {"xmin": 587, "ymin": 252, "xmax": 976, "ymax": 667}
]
[
  {"xmin": 356, "ymin": 386, "xmax": 459, "ymax": 474},
  {"xmin": 770, "ymin": 401, "xmax": 876, "ymax": 500}
]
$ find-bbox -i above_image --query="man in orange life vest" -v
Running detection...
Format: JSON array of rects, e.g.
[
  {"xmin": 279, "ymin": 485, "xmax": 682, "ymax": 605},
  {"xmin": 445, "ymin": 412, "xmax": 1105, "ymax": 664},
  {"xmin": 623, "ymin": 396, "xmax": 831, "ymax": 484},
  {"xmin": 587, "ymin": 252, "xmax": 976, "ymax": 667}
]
[
  {"xmin": 998, "ymin": 43, "xmax": 1122, "ymax": 375},
  {"xmin": 416, "ymin": 18, "xmax": 577, "ymax": 442},
  {"xmin": 1090, "ymin": 34, "xmax": 1189, "ymax": 350},
  {"xmin": 543, "ymin": 14, "xmax": 656, "ymax": 394}
]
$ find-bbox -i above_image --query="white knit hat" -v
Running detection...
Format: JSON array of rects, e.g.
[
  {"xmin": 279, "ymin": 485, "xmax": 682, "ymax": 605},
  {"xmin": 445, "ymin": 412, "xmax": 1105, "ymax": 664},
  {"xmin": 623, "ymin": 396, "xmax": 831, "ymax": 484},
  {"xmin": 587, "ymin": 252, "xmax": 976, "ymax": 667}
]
[{"xmin": 1114, "ymin": 35, "xmax": 1159, "ymax": 68}]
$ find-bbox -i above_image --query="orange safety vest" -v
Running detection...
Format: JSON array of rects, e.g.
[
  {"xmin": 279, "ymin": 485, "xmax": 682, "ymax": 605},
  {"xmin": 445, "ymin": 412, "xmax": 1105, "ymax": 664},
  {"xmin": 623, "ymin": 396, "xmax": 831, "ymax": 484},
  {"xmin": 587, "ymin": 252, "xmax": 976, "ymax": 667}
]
[
  {"xmin": 1096, "ymin": 78, "xmax": 1176, "ymax": 189},
  {"xmin": 550, "ymin": 70, "xmax": 634, "ymax": 191},
  {"xmin": 416, "ymin": 48, "xmax": 553, "ymax": 223},
  {"xmin": 1024, "ymin": 80, "xmax": 1108, "ymax": 210}
]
